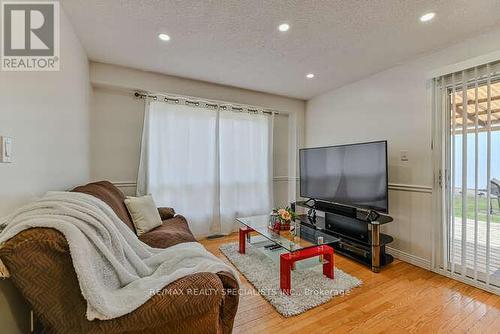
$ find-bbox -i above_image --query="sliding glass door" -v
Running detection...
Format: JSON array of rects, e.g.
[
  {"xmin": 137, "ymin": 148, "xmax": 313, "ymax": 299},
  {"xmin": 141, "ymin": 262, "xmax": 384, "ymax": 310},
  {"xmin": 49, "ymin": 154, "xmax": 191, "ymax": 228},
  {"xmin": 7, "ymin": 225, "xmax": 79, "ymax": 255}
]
[{"xmin": 434, "ymin": 61, "xmax": 500, "ymax": 293}]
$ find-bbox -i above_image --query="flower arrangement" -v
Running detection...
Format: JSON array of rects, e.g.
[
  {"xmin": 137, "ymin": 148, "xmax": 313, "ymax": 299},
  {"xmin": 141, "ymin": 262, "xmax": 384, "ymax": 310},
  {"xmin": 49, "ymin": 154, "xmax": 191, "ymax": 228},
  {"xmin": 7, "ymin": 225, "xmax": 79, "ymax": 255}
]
[
  {"xmin": 270, "ymin": 207, "xmax": 298, "ymax": 232},
  {"xmin": 275, "ymin": 207, "xmax": 297, "ymax": 223}
]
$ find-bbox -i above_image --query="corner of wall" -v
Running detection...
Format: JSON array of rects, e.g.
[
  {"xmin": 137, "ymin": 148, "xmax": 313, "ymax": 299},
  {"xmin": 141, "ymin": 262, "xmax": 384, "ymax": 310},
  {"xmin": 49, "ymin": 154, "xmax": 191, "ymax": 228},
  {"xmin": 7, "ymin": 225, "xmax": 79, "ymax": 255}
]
[{"xmin": 0, "ymin": 7, "xmax": 91, "ymax": 332}]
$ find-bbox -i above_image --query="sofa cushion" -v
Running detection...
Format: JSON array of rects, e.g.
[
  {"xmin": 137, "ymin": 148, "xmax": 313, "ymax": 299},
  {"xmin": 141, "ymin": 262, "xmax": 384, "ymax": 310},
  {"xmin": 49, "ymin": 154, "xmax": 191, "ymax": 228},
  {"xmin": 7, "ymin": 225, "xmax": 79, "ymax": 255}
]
[
  {"xmin": 139, "ymin": 215, "xmax": 196, "ymax": 248},
  {"xmin": 124, "ymin": 195, "xmax": 163, "ymax": 236},
  {"xmin": 72, "ymin": 181, "xmax": 136, "ymax": 233}
]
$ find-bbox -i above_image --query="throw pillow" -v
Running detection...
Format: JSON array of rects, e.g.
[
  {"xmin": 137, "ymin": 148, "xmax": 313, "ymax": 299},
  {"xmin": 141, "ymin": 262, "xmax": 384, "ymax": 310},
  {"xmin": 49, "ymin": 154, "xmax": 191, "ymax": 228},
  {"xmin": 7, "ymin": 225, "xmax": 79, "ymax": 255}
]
[{"xmin": 124, "ymin": 195, "xmax": 162, "ymax": 236}]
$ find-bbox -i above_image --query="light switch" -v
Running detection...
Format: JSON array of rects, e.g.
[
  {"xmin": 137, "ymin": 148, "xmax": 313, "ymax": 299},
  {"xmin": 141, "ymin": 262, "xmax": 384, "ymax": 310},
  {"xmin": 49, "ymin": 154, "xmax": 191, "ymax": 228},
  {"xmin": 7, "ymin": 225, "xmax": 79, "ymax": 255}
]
[
  {"xmin": 400, "ymin": 150, "xmax": 408, "ymax": 162},
  {"xmin": 1, "ymin": 136, "xmax": 13, "ymax": 163}
]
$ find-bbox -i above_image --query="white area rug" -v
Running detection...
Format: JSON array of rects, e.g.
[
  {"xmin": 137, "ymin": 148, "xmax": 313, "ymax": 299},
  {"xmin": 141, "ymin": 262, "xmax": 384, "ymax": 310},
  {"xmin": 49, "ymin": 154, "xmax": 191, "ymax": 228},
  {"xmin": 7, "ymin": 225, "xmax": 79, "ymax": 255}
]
[{"xmin": 220, "ymin": 241, "xmax": 362, "ymax": 317}]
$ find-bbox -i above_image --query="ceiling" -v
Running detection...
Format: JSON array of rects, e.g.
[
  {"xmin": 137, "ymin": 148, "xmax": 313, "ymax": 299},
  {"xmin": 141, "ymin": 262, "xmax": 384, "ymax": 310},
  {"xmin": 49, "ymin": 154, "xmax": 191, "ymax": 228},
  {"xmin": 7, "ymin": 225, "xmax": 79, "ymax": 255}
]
[{"xmin": 61, "ymin": 0, "xmax": 500, "ymax": 100}]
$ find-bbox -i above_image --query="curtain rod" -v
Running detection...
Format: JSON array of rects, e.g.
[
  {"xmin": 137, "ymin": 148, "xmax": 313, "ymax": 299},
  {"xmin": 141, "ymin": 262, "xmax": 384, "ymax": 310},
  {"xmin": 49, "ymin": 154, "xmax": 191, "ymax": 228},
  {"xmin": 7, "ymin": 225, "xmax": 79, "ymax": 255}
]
[{"xmin": 133, "ymin": 91, "xmax": 284, "ymax": 116}]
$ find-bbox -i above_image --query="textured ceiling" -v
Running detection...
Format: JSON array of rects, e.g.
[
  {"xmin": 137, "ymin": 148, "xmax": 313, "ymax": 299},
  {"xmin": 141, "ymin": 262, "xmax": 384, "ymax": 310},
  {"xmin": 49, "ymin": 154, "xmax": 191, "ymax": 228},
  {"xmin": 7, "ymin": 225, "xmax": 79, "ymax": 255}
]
[{"xmin": 61, "ymin": 0, "xmax": 500, "ymax": 99}]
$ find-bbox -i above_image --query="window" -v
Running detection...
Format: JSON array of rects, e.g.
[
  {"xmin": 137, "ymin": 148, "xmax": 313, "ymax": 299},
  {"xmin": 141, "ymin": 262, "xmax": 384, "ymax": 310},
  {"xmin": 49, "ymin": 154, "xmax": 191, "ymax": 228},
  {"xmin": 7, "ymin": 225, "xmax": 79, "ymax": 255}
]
[{"xmin": 137, "ymin": 100, "xmax": 274, "ymax": 237}]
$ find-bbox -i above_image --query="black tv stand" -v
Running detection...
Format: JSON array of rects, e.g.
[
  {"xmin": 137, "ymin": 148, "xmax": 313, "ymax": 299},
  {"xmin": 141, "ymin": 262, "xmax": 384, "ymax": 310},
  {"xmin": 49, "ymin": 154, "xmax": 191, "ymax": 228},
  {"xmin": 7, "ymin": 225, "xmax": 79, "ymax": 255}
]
[{"xmin": 293, "ymin": 201, "xmax": 394, "ymax": 272}]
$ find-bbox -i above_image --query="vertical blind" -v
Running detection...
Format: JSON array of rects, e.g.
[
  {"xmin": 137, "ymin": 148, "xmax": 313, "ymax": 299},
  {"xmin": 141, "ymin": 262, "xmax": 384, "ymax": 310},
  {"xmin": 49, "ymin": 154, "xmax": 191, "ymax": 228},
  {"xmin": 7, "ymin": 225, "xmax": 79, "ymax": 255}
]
[{"xmin": 433, "ymin": 60, "xmax": 500, "ymax": 293}]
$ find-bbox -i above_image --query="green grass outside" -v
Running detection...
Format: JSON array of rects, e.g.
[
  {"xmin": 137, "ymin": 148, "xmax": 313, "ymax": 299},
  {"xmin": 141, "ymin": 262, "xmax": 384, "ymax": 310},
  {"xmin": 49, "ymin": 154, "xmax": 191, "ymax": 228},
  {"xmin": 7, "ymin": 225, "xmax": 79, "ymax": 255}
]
[{"xmin": 453, "ymin": 193, "xmax": 500, "ymax": 224}]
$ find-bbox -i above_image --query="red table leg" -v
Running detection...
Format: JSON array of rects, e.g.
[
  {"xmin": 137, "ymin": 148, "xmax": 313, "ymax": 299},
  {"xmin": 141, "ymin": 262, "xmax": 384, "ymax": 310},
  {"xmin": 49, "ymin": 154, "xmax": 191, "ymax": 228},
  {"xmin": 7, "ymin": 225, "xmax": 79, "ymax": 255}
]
[
  {"xmin": 280, "ymin": 255, "xmax": 292, "ymax": 294},
  {"xmin": 279, "ymin": 245, "xmax": 335, "ymax": 294},
  {"xmin": 323, "ymin": 247, "xmax": 334, "ymax": 279},
  {"xmin": 238, "ymin": 227, "xmax": 254, "ymax": 254}
]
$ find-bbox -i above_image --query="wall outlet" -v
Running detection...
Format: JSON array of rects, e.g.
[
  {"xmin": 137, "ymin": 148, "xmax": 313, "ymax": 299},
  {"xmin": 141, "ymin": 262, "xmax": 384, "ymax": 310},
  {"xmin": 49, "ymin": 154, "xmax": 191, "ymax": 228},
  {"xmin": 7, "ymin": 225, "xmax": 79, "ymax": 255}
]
[
  {"xmin": 400, "ymin": 150, "xmax": 408, "ymax": 162},
  {"xmin": 1, "ymin": 136, "xmax": 13, "ymax": 163}
]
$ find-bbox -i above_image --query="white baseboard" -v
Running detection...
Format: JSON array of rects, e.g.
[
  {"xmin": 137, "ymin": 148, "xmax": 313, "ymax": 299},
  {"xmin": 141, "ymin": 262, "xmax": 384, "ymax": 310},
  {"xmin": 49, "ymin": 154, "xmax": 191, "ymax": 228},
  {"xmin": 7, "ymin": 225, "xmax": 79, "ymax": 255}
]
[{"xmin": 386, "ymin": 246, "xmax": 431, "ymax": 270}]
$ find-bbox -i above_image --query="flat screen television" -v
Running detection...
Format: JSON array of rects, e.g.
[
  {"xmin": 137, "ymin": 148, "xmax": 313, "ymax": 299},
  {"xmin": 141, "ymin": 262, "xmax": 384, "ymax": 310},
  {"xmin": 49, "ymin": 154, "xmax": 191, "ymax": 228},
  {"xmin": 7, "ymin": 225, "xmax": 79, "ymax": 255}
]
[{"xmin": 299, "ymin": 140, "xmax": 388, "ymax": 213}]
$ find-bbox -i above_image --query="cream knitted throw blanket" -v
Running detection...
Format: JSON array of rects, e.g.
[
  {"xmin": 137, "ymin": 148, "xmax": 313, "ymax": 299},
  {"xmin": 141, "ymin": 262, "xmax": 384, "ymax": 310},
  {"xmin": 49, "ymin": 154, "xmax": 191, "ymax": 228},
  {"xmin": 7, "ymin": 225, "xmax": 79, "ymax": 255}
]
[{"xmin": 0, "ymin": 192, "xmax": 238, "ymax": 320}]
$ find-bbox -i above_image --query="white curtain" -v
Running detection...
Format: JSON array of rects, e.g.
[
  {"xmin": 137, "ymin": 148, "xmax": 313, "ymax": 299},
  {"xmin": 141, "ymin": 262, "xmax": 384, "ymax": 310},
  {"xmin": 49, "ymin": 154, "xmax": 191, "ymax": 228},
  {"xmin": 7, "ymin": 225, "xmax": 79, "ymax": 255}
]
[
  {"xmin": 218, "ymin": 111, "xmax": 274, "ymax": 234},
  {"xmin": 137, "ymin": 100, "xmax": 273, "ymax": 237}
]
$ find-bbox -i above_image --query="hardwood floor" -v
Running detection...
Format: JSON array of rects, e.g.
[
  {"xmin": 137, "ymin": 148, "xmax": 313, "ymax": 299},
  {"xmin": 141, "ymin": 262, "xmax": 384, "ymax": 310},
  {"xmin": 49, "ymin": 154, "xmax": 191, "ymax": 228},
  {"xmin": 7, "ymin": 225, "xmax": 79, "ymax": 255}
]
[{"xmin": 200, "ymin": 233, "xmax": 500, "ymax": 333}]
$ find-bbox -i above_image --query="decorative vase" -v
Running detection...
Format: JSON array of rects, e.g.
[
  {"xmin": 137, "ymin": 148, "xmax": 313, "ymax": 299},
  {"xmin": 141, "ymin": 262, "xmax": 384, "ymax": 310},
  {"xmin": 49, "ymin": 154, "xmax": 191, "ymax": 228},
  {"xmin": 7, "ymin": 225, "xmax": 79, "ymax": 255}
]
[
  {"xmin": 272, "ymin": 221, "xmax": 281, "ymax": 234},
  {"xmin": 269, "ymin": 213, "xmax": 279, "ymax": 229},
  {"xmin": 280, "ymin": 221, "xmax": 291, "ymax": 230},
  {"xmin": 271, "ymin": 221, "xmax": 291, "ymax": 233}
]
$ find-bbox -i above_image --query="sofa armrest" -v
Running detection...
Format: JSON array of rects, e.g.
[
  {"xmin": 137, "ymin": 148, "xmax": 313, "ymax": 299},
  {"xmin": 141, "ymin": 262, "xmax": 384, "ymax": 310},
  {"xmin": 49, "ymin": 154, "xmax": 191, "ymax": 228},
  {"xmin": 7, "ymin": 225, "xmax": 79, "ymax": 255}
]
[
  {"xmin": 158, "ymin": 207, "xmax": 176, "ymax": 220},
  {"xmin": 0, "ymin": 228, "xmax": 92, "ymax": 333},
  {"xmin": 216, "ymin": 271, "xmax": 240, "ymax": 333}
]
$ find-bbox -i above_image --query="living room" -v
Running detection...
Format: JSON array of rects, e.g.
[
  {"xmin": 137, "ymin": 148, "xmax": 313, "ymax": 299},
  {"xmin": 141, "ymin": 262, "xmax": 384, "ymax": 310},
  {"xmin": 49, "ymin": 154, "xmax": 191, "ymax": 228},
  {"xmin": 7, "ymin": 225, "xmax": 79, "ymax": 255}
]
[{"xmin": 0, "ymin": 1, "xmax": 499, "ymax": 333}]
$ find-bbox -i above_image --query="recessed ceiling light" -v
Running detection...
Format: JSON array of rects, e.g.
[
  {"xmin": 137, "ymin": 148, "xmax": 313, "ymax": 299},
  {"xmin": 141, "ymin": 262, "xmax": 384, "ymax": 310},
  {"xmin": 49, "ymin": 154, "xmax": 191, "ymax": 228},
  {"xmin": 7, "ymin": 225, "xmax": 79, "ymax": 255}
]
[
  {"xmin": 158, "ymin": 33, "xmax": 171, "ymax": 41},
  {"xmin": 420, "ymin": 12, "xmax": 435, "ymax": 22},
  {"xmin": 278, "ymin": 23, "xmax": 290, "ymax": 32},
  {"xmin": 306, "ymin": 73, "xmax": 315, "ymax": 79}
]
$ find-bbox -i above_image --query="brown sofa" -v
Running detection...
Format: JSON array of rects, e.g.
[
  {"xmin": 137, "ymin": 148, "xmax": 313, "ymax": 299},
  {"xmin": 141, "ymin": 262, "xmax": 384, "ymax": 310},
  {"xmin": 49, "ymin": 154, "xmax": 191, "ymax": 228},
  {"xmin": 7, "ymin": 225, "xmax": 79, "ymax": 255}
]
[{"xmin": 0, "ymin": 181, "xmax": 239, "ymax": 334}]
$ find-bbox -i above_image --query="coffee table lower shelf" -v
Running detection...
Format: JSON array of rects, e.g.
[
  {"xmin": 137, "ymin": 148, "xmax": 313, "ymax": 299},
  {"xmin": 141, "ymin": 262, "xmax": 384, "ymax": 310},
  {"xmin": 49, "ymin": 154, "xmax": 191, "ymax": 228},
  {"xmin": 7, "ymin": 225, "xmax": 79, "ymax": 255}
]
[{"xmin": 238, "ymin": 227, "xmax": 335, "ymax": 295}]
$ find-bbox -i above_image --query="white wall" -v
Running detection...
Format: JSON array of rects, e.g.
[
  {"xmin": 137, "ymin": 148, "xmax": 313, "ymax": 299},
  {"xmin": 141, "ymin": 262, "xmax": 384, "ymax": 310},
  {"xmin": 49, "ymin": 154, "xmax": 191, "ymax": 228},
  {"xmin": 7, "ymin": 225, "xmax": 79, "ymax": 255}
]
[
  {"xmin": 0, "ymin": 11, "xmax": 90, "ymax": 334},
  {"xmin": 89, "ymin": 62, "xmax": 305, "ymax": 207},
  {"xmin": 306, "ymin": 28, "xmax": 500, "ymax": 268}
]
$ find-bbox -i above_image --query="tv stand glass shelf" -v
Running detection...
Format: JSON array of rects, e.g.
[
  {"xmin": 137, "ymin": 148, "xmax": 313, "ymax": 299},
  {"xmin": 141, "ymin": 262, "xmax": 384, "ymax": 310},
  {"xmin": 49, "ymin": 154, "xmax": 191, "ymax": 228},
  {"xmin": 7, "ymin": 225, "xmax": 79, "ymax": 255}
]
[{"xmin": 294, "ymin": 201, "xmax": 394, "ymax": 272}]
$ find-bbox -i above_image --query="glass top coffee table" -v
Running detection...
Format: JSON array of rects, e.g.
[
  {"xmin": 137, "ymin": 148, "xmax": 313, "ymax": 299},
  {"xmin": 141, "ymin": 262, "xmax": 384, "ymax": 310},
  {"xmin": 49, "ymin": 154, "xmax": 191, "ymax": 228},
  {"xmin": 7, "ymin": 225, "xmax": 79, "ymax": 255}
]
[{"xmin": 237, "ymin": 215, "xmax": 340, "ymax": 294}]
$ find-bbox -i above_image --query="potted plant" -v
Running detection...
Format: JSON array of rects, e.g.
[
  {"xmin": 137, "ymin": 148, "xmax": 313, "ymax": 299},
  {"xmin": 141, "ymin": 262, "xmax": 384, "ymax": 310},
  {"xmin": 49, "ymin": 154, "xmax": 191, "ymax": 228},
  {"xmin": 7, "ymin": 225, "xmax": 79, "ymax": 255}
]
[{"xmin": 271, "ymin": 207, "xmax": 298, "ymax": 232}]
